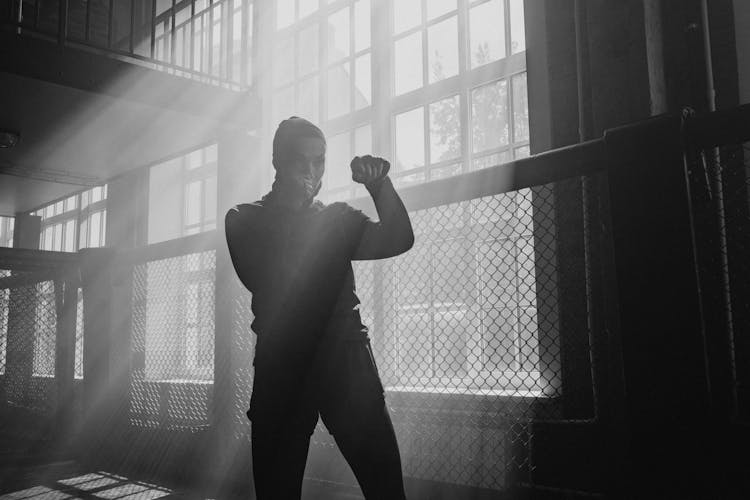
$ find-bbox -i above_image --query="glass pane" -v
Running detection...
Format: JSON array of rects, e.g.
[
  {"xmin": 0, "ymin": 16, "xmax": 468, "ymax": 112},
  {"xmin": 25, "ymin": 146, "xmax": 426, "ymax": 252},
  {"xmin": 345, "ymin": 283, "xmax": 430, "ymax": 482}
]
[
  {"xmin": 204, "ymin": 176, "xmax": 217, "ymax": 223},
  {"xmin": 89, "ymin": 212, "xmax": 101, "ymax": 248},
  {"xmin": 472, "ymin": 79, "xmax": 509, "ymax": 152},
  {"xmin": 299, "ymin": 0, "xmax": 319, "ymax": 19},
  {"xmin": 187, "ymin": 149, "xmax": 204, "ymax": 170},
  {"xmin": 155, "ymin": 0, "xmax": 171, "ymax": 16},
  {"xmin": 298, "ymin": 76, "xmax": 320, "ymax": 122},
  {"xmin": 354, "ymin": 0, "xmax": 371, "ymax": 52},
  {"xmin": 429, "ymin": 95, "xmax": 461, "ymax": 163},
  {"xmin": 512, "ymin": 72, "xmax": 529, "ymax": 142},
  {"xmin": 92, "ymin": 186, "xmax": 103, "ymax": 203},
  {"xmin": 185, "ymin": 181, "xmax": 202, "ymax": 226},
  {"xmin": 427, "ymin": 16, "xmax": 458, "ymax": 83},
  {"xmin": 298, "ymin": 24, "xmax": 319, "ymax": 76},
  {"xmin": 509, "ymin": 0, "xmax": 526, "ymax": 54},
  {"xmin": 327, "ymin": 63, "xmax": 351, "ymax": 118},
  {"xmin": 55, "ymin": 201, "xmax": 64, "ymax": 215},
  {"xmin": 431, "ymin": 163, "xmax": 462, "ymax": 180},
  {"xmin": 79, "ymin": 219, "xmax": 88, "ymax": 249},
  {"xmin": 470, "ymin": 0, "xmax": 505, "ymax": 68},
  {"xmin": 325, "ymin": 132, "xmax": 352, "ymax": 190},
  {"xmin": 394, "ymin": 32, "xmax": 423, "ymax": 95},
  {"xmin": 273, "ymin": 86, "xmax": 295, "ymax": 125},
  {"xmin": 64, "ymin": 220, "xmax": 76, "ymax": 252},
  {"xmin": 276, "ymin": 0, "xmax": 295, "ymax": 29},
  {"xmin": 205, "ymin": 144, "xmax": 217, "ymax": 164},
  {"xmin": 101, "ymin": 212, "xmax": 107, "ymax": 246},
  {"xmin": 426, "ymin": 0, "xmax": 456, "ymax": 21},
  {"xmin": 354, "ymin": 124, "xmax": 372, "ymax": 156},
  {"xmin": 394, "ymin": 0, "xmax": 421, "ymax": 34},
  {"xmin": 515, "ymin": 146, "xmax": 530, "ymax": 159},
  {"xmin": 273, "ymin": 36, "xmax": 294, "ymax": 85},
  {"xmin": 65, "ymin": 196, "xmax": 77, "ymax": 211},
  {"xmin": 472, "ymin": 151, "xmax": 511, "ymax": 170},
  {"xmin": 393, "ymin": 170, "xmax": 425, "ymax": 188},
  {"xmin": 328, "ymin": 7, "xmax": 350, "ymax": 63},
  {"xmin": 354, "ymin": 54, "xmax": 371, "ymax": 110},
  {"xmin": 395, "ymin": 107, "xmax": 425, "ymax": 171},
  {"xmin": 54, "ymin": 223, "xmax": 63, "ymax": 251}
]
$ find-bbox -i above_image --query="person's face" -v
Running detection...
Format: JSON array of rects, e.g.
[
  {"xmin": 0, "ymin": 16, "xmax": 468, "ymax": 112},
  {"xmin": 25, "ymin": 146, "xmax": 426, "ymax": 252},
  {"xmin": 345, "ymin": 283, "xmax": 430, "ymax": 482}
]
[{"xmin": 276, "ymin": 136, "xmax": 326, "ymax": 199}]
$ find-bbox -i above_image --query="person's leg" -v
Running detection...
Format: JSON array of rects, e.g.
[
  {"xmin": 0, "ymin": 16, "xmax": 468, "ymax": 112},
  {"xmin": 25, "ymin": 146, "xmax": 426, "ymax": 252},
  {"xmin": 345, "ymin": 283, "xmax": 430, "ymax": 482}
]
[
  {"xmin": 249, "ymin": 346, "xmax": 320, "ymax": 500},
  {"xmin": 330, "ymin": 399, "xmax": 406, "ymax": 500},
  {"xmin": 320, "ymin": 341, "xmax": 407, "ymax": 500},
  {"xmin": 251, "ymin": 417, "xmax": 314, "ymax": 500}
]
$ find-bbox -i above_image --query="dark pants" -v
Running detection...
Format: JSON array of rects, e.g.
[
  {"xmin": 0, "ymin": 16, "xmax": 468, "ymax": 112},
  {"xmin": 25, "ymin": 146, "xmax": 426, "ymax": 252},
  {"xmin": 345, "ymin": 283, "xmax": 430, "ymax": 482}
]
[{"xmin": 248, "ymin": 336, "xmax": 406, "ymax": 500}]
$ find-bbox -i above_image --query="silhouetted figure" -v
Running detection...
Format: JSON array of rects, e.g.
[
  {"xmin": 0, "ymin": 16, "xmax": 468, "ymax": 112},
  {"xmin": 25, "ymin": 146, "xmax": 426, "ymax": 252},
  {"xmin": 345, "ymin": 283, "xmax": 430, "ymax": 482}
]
[{"xmin": 225, "ymin": 117, "xmax": 414, "ymax": 500}]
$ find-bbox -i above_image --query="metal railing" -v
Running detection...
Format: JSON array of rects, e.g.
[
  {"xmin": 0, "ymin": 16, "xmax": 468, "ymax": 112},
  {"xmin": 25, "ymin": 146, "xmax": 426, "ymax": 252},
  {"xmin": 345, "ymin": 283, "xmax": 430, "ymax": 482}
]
[{"xmin": 3, "ymin": 0, "xmax": 253, "ymax": 89}]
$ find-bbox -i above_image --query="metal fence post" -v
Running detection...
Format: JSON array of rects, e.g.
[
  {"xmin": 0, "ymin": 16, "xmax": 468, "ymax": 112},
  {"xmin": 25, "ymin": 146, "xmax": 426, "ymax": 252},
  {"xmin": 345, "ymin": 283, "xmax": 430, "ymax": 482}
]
[{"xmin": 604, "ymin": 114, "xmax": 713, "ymax": 497}]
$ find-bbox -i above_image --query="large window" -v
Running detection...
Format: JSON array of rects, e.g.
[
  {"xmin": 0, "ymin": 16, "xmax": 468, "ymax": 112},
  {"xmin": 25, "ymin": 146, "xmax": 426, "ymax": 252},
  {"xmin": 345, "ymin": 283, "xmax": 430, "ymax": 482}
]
[
  {"xmin": 144, "ymin": 145, "xmax": 218, "ymax": 383},
  {"xmin": 148, "ymin": 144, "xmax": 218, "ymax": 244},
  {"xmin": 264, "ymin": 0, "xmax": 528, "ymax": 200},
  {"xmin": 268, "ymin": 0, "xmax": 374, "ymax": 201},
  {"xmin": 260, "ymin": 0, "xmax": 535, "ymax": 394},
  {"xmin": 33, "ymin": 185, "xmax": 109, "ymax": 252}
]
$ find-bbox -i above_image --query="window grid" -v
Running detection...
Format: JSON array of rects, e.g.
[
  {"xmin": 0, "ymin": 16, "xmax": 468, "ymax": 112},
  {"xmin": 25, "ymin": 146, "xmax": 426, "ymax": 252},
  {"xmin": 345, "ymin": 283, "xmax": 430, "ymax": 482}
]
[
  {"xmin": 388, "ymin": 0, "xmax": 529, "ymax": 189},
  {"xmin": 34, "ymin": 186, "xmax": 109, "ymax": 252},
  {"xmin": 271, "ymin": 0, "xmax": 372, "ymax": 127},
  {"xmin": 256, "ymin": 0, "xmax": 534, "ymax": 392},
  {"xmin": 152, "ymin": 0, "xmax": 252, "ymax": 88}
]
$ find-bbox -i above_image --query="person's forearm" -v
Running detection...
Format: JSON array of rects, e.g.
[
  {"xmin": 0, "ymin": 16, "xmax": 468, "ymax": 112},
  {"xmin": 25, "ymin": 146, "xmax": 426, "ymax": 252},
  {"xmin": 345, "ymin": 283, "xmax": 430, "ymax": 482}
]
[{"xmin": 365, "ymin": 176, "xmax": 414, "ymax": 251}]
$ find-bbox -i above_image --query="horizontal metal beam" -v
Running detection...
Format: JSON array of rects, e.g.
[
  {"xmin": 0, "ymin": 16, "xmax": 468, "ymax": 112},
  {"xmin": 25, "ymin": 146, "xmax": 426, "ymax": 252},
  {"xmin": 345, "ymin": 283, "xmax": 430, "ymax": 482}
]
[
  {"xmin": 0, "ymin": 246, "xmax": 80, "ymax": 271},
  {"xmin": 0, "ymin": 160, "xmax": 103, "ymax": 186},
  {"xmin": 349, "ymin": 138, "xmax": 606, "ymax": 213}
]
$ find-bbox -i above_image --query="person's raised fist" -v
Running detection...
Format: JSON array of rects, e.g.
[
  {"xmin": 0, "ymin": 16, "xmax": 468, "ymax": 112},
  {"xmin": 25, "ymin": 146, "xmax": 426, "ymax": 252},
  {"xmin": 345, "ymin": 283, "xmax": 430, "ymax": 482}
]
[{"xmin": 350, "ymin": 155, "xmax": 390, "ymax": 187}]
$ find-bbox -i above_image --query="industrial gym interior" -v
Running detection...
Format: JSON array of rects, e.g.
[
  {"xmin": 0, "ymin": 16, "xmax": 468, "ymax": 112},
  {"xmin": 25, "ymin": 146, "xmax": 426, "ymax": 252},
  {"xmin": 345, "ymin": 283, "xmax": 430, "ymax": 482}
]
[{"xmin": 0, "ymin": 0, "xmax": 749, "ymax": 498}]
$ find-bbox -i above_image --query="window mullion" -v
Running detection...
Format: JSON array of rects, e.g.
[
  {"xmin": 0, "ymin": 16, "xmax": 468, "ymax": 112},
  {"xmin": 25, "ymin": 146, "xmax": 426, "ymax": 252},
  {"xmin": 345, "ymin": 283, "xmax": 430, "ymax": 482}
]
[{"xmin": 457, "ymin": 0, "xmax": 471, "ymax": 172}]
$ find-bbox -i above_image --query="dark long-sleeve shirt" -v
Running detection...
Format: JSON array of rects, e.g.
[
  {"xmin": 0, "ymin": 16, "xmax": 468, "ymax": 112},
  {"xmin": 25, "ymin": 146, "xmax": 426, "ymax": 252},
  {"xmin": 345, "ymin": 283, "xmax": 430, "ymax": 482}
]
[{"xmin": 225, "ymin": 197, "xmax": 372, "ymax": 345}]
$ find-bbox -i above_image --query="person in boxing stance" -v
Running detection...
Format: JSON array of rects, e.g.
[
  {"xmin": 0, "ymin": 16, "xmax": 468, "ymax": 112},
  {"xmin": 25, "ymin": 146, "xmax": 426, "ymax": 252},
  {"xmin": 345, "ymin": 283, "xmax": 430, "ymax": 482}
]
[{"xmin": 225, "ymin": 116, "xmax": 414, "ymax": 499}]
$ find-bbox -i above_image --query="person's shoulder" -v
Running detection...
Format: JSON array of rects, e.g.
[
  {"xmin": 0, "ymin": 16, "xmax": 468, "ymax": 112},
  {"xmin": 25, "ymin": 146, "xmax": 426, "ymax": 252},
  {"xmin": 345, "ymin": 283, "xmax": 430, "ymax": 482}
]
[
  {"xmin": 225, "ymin": 201, "xmax": 265, "ymax": 227},
  {"xmin": 322, "ymin": 200, "xmax": 370, "ymax": 222}
]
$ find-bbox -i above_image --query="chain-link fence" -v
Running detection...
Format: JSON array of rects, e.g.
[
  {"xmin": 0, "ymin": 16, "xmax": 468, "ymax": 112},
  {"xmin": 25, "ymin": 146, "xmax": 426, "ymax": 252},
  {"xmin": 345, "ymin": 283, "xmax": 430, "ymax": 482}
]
[
  {"xmin": 0, "ymin": 257, "xmax": 83, "ymax": 454},
  {"xmin": 689, "ymin": 140, "xmax": 750, "ymax": 424},
  {"xmin": 301, "ymin": 174, "xmax": 609, "ymax": 492},
  {"xmin": 130, "ymin": 250, "xmax": 216, "ymax": 430}
]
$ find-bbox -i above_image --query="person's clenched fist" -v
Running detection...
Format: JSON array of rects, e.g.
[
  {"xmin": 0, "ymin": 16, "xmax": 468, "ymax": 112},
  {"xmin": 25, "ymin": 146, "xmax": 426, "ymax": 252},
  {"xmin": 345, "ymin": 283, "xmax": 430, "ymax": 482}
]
[{"xmin": 351, "ymin": 155, "xmax": 390, "ymax": 187}]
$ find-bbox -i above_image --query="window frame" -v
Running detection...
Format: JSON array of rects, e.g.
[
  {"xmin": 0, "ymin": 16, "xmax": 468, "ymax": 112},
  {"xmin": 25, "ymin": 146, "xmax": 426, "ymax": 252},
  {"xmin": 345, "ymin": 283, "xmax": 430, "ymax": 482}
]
[{"xmin": 254, "ymin": 0, "xmax": 539, "ymax": 397}]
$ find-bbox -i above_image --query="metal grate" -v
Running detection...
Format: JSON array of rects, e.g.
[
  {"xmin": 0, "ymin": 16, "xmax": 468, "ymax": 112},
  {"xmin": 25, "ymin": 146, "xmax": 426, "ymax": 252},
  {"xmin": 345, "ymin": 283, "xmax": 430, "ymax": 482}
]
[
  {"xmin": 691, "ymin": 142, "xmax": 750, "ymax": 423},
  {"xmin": 0, "ymin": 270, "xmax": 9, "ymax": 375},
  {"xmin": 74, "ymin": 288, "xmax": 84, "ymax": 379},
  {"xmin": 130, "ymin": 250, "xmax": 216, "ymax": 429},
  {"xmin": 230, "ymin": 277, "xmax": 255, "ymax": 442},
  {"xmin": 304, "ymin": 178, "xmax": 605, "ymax": 491},
  {"xmin": 357, "ymin": 189, "xmax": 548, "ymax": 397},
  {"xmin": 2, "ymin": 278, "xmax": 58, "ymax": 416}
]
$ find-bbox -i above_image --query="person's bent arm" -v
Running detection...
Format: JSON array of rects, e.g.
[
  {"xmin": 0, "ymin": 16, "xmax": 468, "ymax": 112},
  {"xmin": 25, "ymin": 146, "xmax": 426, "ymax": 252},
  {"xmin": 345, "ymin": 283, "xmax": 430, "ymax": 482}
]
[{"xmin": 350, "ymin": 156, "xmax": 414, "ymax": 260}]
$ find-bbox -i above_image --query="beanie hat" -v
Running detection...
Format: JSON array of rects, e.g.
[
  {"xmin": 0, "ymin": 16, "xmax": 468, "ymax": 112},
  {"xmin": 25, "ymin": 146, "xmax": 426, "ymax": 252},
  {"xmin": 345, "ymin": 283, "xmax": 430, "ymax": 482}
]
[{"xmin": 272, "ymin": 116, "xmax": 326, "ymax": 167}]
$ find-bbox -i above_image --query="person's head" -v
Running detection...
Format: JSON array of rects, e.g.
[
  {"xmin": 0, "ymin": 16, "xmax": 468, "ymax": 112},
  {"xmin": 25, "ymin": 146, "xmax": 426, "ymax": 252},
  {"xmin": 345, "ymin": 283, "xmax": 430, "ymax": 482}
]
[{"xmin": 271, "ymin": 117, "xmax": 326, "ymax": 204}]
